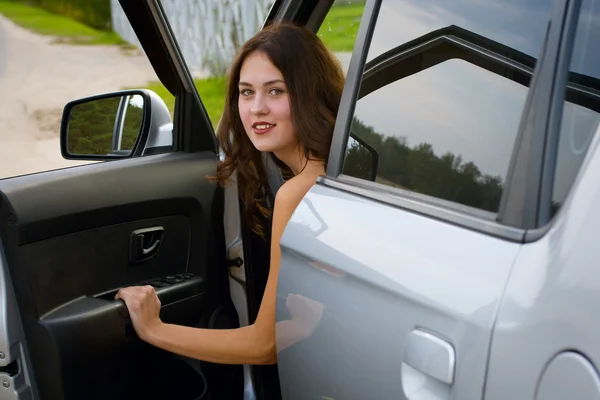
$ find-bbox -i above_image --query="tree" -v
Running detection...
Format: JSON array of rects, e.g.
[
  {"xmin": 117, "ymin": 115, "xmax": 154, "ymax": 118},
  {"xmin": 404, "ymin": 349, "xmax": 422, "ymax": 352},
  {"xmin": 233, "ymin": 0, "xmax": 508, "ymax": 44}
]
[{"xmin": 344, "ymin": 117, "xmax": 505, "ymax": 212}]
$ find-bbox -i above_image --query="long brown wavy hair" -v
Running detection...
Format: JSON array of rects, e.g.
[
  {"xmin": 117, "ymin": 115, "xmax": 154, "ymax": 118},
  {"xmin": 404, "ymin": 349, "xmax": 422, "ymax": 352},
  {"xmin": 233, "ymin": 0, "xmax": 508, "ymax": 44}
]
[{"xmin": 213, "ymin": 23, "xmax": 345, "ymax": 236}]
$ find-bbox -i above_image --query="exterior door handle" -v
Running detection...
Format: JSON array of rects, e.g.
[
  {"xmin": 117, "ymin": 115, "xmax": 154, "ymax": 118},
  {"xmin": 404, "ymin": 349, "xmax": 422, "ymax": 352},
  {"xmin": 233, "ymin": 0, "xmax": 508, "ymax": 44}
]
[
  {"xmin": 130, "ymin": 226, "xmax": 163, "ymax": 264},
  {"xmin": 402, "ymin": 329, "xmax": 455, "ymax": 399}
]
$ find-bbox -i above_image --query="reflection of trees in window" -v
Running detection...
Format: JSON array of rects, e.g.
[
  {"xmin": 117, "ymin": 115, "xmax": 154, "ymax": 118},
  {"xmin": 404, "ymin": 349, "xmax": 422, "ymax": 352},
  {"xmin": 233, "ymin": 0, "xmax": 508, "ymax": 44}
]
[
  {"xmin": 68, "ymin": 97, "xmax": 121, "ymax": 155},
  {"xmin": 345, "ymin": 117, "xmax": 504, "ymax": 212},
  {"xmin": 344, "ymin": 138, "xmax": 376, "ymax": 181},
  {"xmin": 68, "ymin": 96, "xmax": 143, "ymax": 155}
]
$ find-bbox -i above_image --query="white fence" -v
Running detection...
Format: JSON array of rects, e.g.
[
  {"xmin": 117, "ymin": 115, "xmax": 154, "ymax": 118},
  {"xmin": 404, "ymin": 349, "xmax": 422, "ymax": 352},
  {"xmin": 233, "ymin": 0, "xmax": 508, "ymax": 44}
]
[{"xmin": 111, "ymin": 0, "xmax": 274, "ymax": 76}]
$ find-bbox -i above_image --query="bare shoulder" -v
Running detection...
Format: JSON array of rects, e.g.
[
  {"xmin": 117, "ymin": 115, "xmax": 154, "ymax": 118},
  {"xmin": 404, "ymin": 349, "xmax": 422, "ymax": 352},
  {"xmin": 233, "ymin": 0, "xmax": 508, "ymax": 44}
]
[
  {"xmin": 271, "ymin": 174, "xmax": 319, "ymax": 231},
  {"xmin": 274, "ymin": 175, "xmax": 317, "ymax": 214}
]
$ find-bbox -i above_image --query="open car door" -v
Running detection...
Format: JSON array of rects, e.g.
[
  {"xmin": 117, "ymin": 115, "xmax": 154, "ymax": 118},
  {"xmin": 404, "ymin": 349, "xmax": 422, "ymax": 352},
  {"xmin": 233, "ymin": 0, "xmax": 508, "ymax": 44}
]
[
  {"xmin": 275, "ymin": 0, "xmax": 600, "ymax": 398},
  {"xmin": 0, "ymin": 1, "xmax": 245, "ymax": 399}
]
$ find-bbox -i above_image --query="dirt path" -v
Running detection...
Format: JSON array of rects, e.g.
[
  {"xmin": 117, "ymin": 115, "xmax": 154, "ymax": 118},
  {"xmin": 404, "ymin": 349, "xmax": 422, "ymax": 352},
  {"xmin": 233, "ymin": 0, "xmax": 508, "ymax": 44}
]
[{"xmin": 0, "ymin": 15, "xmax": 159, "ymax": 179}]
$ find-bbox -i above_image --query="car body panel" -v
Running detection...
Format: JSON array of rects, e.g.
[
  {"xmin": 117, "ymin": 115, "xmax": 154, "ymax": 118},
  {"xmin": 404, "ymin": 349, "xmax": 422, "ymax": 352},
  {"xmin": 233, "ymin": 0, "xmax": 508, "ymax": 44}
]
[
  {"xmin": 275, "ymin": 183, "xmax": 520, "ymax": 399},
  {"xmin": 485, "ymin": 122, "xmax": 600, "ymax": 399}
]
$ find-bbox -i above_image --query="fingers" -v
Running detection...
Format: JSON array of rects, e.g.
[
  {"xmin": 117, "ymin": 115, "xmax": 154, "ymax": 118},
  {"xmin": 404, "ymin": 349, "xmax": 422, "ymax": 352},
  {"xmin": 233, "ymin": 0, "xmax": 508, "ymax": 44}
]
[
  {"xmin": 114, "ymin": 287, "xmax": 128, "ymax": 301},
  {"xmin": 285, "ymin": 293, "xmax": 296, "ymax": 310},
  {"xmin": 114, "ymin": 285, "xmax": 158, "ymax": 302},
  {"xmin": 114, "ymin": 286, "xmax": 137, "ymax": 301}
]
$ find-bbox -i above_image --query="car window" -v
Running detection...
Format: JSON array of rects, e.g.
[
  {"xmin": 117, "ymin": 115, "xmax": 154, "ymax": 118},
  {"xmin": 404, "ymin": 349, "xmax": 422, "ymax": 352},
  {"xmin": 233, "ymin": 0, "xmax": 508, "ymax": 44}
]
[
  {"xmin": 155, "ymin": 0, "xmax": 274, "ymax": 129},
  {"xmin": 341, "ymin": 0, "xmax": 556, "ymax": 217},
  {"xmin": 551, "ymin": 0, "xmax": 600, "ymax": 216},
  {"xmin": 0, "ymin": 2, "xmax": 170, "ymax": 179}
]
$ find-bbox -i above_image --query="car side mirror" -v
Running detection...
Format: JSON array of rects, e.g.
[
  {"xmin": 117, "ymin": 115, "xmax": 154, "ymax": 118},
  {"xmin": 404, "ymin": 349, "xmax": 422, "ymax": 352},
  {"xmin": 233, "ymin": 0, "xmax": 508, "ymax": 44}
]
[
  {"xmin": 60, "ymin": 89, "xmax": 173, "ymax": 160},
  {"xmin": 343, "ymin": 133, "xmax": 379, "ymax": 182}
]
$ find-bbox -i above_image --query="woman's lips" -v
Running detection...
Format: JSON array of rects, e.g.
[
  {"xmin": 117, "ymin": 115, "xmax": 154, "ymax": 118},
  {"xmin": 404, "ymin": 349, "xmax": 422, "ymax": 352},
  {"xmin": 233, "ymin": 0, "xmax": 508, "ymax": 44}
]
[{"xmin": 252, "ymin": 123, "xmax": 275, "ymax": 135}]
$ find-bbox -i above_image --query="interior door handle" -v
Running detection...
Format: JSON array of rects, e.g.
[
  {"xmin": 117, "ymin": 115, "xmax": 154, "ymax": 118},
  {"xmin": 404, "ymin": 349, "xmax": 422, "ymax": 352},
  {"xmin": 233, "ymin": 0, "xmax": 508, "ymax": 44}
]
[
  {"xmin": 130, "ymin": 226, "xmax": 164, "ymax": 264},
  {"xmin": 403, "ymin": 329, "xmax": 455, "ymax": 384},
  {"xmin": 142, "ymin": 238, "xmax": 160, "ymax": 255}
]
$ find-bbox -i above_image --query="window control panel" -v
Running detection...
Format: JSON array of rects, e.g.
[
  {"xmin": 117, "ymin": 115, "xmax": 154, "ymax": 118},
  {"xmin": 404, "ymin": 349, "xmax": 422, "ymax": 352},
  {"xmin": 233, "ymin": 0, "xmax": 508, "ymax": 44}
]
[
  {"xmin": 150, "ymin": 273, "xmax": 195, "ymax": 287},
  {"xmin": 94, "ymin": 273, "xmax": 200, "ymax": 303}
]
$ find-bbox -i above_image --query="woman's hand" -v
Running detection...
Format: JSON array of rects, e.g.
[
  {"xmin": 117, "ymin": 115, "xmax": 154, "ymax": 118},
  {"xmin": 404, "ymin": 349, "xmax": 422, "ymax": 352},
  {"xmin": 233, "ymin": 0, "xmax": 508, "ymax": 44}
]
[
  {"xmin": 285, "ymin": 293, "xmax": 324, "ymax": 336},
  {"xmin": 115, "ymin": 285, "xmax": 162, "ymax": 341},
  {"xmin": 275, "ymin": 293, "xmax": 324, "ymax": 353}
]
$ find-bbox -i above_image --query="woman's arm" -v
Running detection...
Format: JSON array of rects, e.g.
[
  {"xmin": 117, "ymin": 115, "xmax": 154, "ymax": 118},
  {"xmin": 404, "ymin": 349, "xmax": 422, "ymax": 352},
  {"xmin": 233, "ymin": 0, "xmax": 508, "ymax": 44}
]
[{"xmin": 116, "ymin": 179, "xmax": 307, "ymax": 365}]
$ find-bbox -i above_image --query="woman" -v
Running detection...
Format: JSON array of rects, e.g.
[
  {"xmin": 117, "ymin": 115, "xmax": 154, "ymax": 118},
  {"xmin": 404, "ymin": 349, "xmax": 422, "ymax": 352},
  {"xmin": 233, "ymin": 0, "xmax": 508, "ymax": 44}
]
[{"xmin": 115, "ymin": 22, "xmax": 345, "ymax": 365}]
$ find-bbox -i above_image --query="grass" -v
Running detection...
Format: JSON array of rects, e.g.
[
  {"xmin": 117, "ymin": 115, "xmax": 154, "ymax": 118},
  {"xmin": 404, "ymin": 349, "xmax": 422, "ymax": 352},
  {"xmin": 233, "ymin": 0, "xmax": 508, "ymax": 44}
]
[
  {"xmin": 0, "ymin": 0, "xmax": 126, "ymax": 45},
  {"xmin": 318, "ymin": 1, "xmax": 365, "ymax": 52},
  {"xmin": 141, "ymin": 76, "xmax": 228, "ymax": 129},
  {"xmin": 194, "ymin": 76, "xmax": 228, "ymax": 127}
]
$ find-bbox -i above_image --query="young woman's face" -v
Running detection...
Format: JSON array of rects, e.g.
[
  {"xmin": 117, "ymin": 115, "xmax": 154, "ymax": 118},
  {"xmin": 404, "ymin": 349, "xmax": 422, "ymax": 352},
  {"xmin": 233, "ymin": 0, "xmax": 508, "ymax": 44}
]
[{"xmin": 238, "ymin": 51, "xmax": 296, "ymax": 154}]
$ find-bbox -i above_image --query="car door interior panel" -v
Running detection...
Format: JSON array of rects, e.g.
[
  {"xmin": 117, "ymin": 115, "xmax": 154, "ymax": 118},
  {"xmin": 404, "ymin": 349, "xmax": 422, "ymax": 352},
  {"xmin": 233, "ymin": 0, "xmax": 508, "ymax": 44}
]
[
  {"xmin": 0, "ymin": 152, "xmax": 237, "ymax": 400},
  {"xmin": 0, "ymin": 0, "xmax": 344, "ymax": 398}
]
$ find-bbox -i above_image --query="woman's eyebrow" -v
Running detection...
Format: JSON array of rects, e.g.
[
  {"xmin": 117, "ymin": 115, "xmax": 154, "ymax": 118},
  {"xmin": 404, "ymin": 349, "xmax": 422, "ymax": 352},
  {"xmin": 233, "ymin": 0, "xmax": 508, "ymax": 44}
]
[
  {"xmin": 238, "ymin": 79, "xmax": 285, "ymax": 87},
  {"xmin": 262, "ymin": 79, "xmax": 285, "ymax": 86}
]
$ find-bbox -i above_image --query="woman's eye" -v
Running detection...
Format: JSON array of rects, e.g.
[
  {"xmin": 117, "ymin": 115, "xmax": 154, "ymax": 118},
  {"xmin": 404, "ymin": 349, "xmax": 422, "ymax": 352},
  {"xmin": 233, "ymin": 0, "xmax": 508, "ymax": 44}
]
[
  {"xmin": 270, "ymin": 88, "xmax": 284, "ymax": 96},
  {"xmin": 240, "ymin": 89, "xmax": 253, "ymax": 96}
]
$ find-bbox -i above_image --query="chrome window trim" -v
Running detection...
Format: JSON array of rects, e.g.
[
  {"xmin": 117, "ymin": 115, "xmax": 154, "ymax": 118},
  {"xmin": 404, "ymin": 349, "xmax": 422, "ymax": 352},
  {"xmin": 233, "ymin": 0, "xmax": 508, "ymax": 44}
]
[{"xmin": 317, "ymin": 175, "xmax": 526, "ymax": 242}]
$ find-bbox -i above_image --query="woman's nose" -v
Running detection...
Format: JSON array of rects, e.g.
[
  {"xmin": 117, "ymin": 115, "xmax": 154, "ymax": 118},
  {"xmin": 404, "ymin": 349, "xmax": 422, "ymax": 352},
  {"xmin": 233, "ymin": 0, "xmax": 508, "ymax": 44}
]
[{"xmin": 250, "ymin": 94, "xmax": 269, "ymax": 115}]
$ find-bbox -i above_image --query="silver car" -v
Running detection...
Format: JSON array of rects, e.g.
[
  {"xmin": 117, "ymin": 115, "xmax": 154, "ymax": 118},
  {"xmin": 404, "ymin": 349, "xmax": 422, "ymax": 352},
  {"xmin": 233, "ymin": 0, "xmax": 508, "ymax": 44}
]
[{"xmin": 1, "ymin": 0, "xmax": 599, "ymax": 399}]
